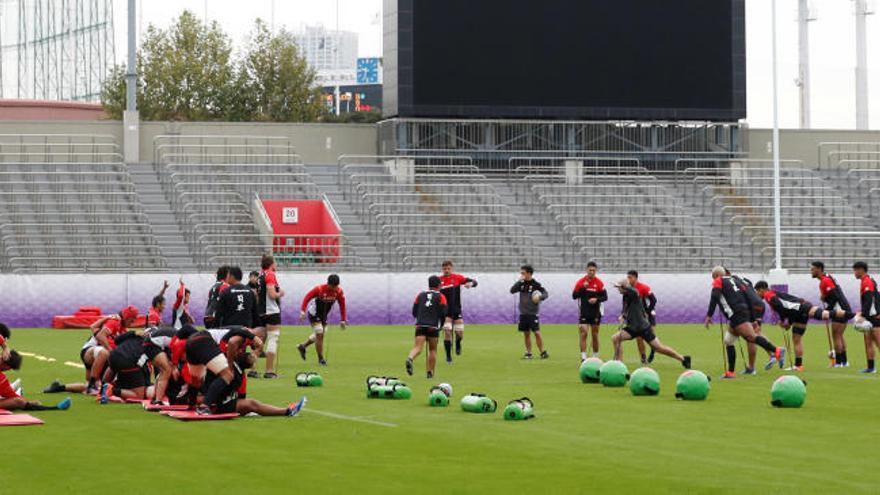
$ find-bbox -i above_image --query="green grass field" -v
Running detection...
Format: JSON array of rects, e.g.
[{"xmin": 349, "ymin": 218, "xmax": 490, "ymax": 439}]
[{"xmin": 4, "ymin": 324, "xmax": 879, "ymax": 494}]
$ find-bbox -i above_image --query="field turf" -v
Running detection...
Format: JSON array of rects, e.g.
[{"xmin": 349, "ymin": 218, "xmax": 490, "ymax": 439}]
[{"xmin": 4, "ymin": 324, "xmax": 879, "ymax": 494}]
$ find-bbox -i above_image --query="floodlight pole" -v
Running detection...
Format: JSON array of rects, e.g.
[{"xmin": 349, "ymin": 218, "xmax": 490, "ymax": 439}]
[
  {"xmin": 855, "ymin": 0, "xmax": 872, "ymax": 130},
  {"xmin": 769, "ymin": 0, "xmax": 787, "ymax": 284},
  {"xmin": 123, "ymin": 0, "xmax": 139, "ymax": 164},
  {"xmin": 797, "ymin": 0, "xmax": 814, "ymax": 129}
]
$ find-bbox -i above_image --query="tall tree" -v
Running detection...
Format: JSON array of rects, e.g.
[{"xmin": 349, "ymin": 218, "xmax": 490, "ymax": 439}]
[{"xmin": 234, "ymin": 20, "xmax": 325, "ymax": 122}]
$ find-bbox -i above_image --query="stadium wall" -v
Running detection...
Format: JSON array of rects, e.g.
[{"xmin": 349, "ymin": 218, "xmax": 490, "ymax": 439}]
[
  {"xmin": 0, "ymin": 121, "xmax": 378, "ymax": 164},
  {"xmin": 0, "ymin": 273, "xmax": 862, "ymax": 329}
]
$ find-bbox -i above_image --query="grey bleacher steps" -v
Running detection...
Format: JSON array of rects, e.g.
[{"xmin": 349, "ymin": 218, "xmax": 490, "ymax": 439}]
[
  {"xmin": 127, "ymin": 162, "xmax": 198, "ymax": 271},
  {"xmin": 304, "ymin": 164, "xmax": 384, "ymax": 268}
]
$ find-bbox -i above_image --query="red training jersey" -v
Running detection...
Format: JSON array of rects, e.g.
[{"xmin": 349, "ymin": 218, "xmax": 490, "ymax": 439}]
[
  {"xmin": 0, "ymin": 371, "xmax": 20, "ymax": 399},
  {"xmin": 147, "ymin": 307, "xmax": 162, "ymax": 327},
  {"xmin": 301, "ymin": 284, "xmax": 347, "ymax": 321}
]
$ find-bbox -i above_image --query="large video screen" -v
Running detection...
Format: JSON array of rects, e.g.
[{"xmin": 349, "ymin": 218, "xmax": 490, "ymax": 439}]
[{"xmin": 385, "ymin": 0, "xmax": 745, "ymax": 121}]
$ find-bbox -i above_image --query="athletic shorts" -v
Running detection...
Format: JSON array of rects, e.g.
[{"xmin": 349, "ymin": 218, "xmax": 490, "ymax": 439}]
[
  {"xmin": 865, "ymin": 316, "xmax": 880, "ymax": 328},
  {"xmin": 143, "ymin": 343, "xmax": 165, "ymax": 361},
  {"xmin": 647, "ymin": 313, "xmax": 657, "ymax": 327},
  {"xmin": 786, "ymin": 304, "xmax": 812, "ymax": 326},
  {"xmin": 185, "ymin": 334, "xmax": 222, "ymax": 366},
  {"xmin": 415, "ymin": 326, "xmax": 440, "ymax": 338},
  {"xmin": 826, "ymin": 302, "xmax": 850, "ymax": 324},
  {"xmin": 623, "ymin": 325, "xmax": 656, "ymax": 343},
  {"xmin": 791, "ymin": 325, "xmax": 808, "ymax": 336},
  {"xmin": 307, "ymin": 312, "xmax": 326, "ymax": 326},
  {"xmin": 579, "ymin": 313, "xmax": 602, "ymax": 325},
  {"xmin": 260, "ymin": 313, "xmax": 281, "ymax": 326},
  {"xmin": 750, "ymin": 305, "xmax": 766, "ymax": 324},
  {"xmin": 110, "ymin": 350, "xmax": 149, "ymax": 390},
  {"xmin": 80, "ymin": 346, "xmax": 98, "ymax": 368},
  {"xmin": 518, "ymin": 315, "xmax": 540, "ymax": 332},
  {"xmin": 446, "ymin": 306, "xmax": 463, "ymax": 321},
  {"xmin": 728, "ymin": 311, "xmax": 752, "ymax": 329},
  {"xmin": 214, "ymin": 396, "xmax": 238, "ymax": 415}
]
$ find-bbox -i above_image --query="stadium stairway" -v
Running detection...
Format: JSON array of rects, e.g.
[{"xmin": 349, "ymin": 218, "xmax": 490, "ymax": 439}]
[
  {"xmin": 304, "ymin": 164, "xmax": 384, "ymax": 268},
  {"xmin": 127, "ymin": 163, "xmax": 198, "ymax": 271},
  {"xmin": 490, "ymin": 182, "xmax": 566, "ymax": 269}
]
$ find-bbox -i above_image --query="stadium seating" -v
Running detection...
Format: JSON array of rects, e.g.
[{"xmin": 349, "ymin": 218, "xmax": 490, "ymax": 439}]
[{"xmin": 0, "ymin": 135, "xmax": 165, "ymax": 272}]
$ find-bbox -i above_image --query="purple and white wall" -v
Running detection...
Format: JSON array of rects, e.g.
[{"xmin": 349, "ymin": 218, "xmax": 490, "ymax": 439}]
[{"xmin": 0, "ymin": 272, "xmax": 865, "ymax": 328}]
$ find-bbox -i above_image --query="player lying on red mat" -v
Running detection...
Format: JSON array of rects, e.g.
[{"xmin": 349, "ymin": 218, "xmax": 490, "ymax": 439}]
[{"xmin": 0, "ymin": 351, "xmax": 71, "ymax": 412}]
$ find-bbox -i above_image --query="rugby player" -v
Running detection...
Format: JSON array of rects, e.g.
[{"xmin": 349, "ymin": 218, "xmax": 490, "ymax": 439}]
[
  {"xmin": 0, "ymin": 322, "xmax": 11, "ymax": 360},
  {"xmin": 511, "ymin": 265, "xmax": 549, "ymax": 360},
  {"xmin": 705, "ymin": 267, "xmax": 786, "ymax": 371},
  {"xmin": 811, "ymin": 261, "xmax": 853, "ymax": 367},
  {"xmin": 255, "ymin": 254, "xmax": 284, "ymax": 378},
  {"xmin": 171, "ymin": 278, "xmax": 193, "ymax": 330},
  {"xmin": 724, "ymin": 269, "xmax": 765, "ymax": 377},
  {"xmin": 406, "ymin": 275, "xmax": 448, "ymax": 378},
  {"xmin": 753, "ymin": 281, "xmax": 852, "ymax": 371},
  {"xmin": 202, "ymin": 352, "xmax": 305, "ymax": 417},
  {"xmin": 852, "ymin": 261, "xmax": 880, "ymax": 373},
  {"xmin": 216, "ymin": 266, "xmax": 260, "ymax": 328},
  {"xmin": 297, "ymin": 274, "xmax": 347, "ymax": 366},
  {"xmin": 100, "ymin": 331, "xmax": 154, "ymax": 403},
  {"xmin": 573, "ymin": 261, "xmax": 607, "ymax": 361},
  {"xmin": 204, "ymin": 265, "xmax": 229, "ymax": 328},
  {"xmin": 185, "ymin": 326, "xmax": 262, "ymax": 414},
  {"xmin": 611, "ymin": 279, "xmax": 691, "ymax": 369},
  {"xmin": 147, "ymin": 280, "xmax": 170, "ymax": 327},
  {"xmin": 626, "ymin": 270, "xmax": 655, "ymax": 364},
  {"xmin": 1, "ymin": 351, "xmax": 71, "ymax": 411},
  {"xmin": 439, "ymin": 260, "xmax": 478, "ymax": 363}
]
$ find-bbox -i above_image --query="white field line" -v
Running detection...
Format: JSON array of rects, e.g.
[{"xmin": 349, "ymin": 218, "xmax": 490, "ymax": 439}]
[{"xmin": 303, "ymin": 408, "xmax": 398, "ymax": 428}]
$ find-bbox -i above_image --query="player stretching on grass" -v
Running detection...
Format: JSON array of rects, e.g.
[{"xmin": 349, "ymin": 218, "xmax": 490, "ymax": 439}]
[
  {"xmin": 626, "ymin": 270, "xmax": 655, "ymax": 364},
  {"xmin": 185, "ymin": 326, "xmax": 262, "ymax": 415},
  {"xmin": 1, "ymin": 351, "xmax": 71, "ymax": 412},
  {"xmin": 754, "ymin": 281, "xmax": 854, "ymax": 371},
  {"xmin": 573, "ymin": 261, "xmax": 607, "ymax": 361},
  {"xmin": 406, "ymin": 275, "xmax": 447, "ymax": 378},
  {"xmin": 297, "ymin": 274, "xmax": 347, "ymax": 366},
  {"xmin": 203, "ymin": 353, "xmax": 305, "ymax": 417},
  {"xmin": 705, "ymin": 267, "xmax": 785, "ymax": 374},
  {"xmin": 852, "ymin": 261, "xmax": 880, "ymax": 373},
  {"xmin": 439, "ymin": 260, "xmax": 477, "ymax": 363},
  {"xmin": 511, "ymin": 265, "xmax": 549, "ymax": 360},
  {"xmin": 812, "ymin": 261, "xmax": 853, "ymax": 367},
  {"xmin": 611, "ymin": 279, "xmax": 691, "ymax": 369}
]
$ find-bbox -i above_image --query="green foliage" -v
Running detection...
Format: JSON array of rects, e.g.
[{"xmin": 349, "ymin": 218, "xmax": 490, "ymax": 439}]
[{"xmin": 102, "ymin": 11, "xmax": 326, "ymax": 122}]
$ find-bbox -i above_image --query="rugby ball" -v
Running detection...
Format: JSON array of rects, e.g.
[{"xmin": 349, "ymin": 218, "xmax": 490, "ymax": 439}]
[
  {"xmin": 854, "ymin": 318, "xmax": 873, "ymax": 333},
  {"xmin": 438, "ymin": 383, "xmax": 453, "ymax": 397},
  {"xmin": 531, "ymin": 291, "xmax": 543, "ymax": 304}
]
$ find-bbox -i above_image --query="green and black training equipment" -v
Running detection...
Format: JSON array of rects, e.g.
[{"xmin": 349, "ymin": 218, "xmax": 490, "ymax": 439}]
[
  {"xmin": 366, "ymin": 376, "xmax": 403, "ymax": 389},
  {"xmin": 503, "ymin": 397, "xmax": 535, "ymax": 421},
  {"xmin": 599, "ymin": 360, "xmax": 629, "ymax": 387},
  {"xmin": 629, "ymin": 367, "xmax": 660, "ymax": 396},
  {"xmin": 579, "ymin": 357, "xmax": 603, "ymax": 383},
  {"xmin": 675, "ymin": 370, "xmax": 711, "ymax": 401},
  {"xmin": 429, "ymin": 386, "xmax": 449, "ymax": 407},
  {"xmin": 771, "ymin": 375, "xmax": 807, "ymax": 408},
  {"xmin": 368, "ymin": 383, "xmax": 412, "ymax": 400},
  {"xmin": 460, "ymin": 393, "xmax": 497, "ymax": 413},
  {"xmin": 295, "ymin": 372, "xmax": 324, "ymax": 387}
]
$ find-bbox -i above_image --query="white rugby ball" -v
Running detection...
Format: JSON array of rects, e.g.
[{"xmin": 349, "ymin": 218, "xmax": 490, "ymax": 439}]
[
  {"xmin": 531, "ymin": 291, "xmax": 543, "ymax": 304},
  {"xmin": 854, "ymin": 318, "xmax": 874, "ymax": 333},
  {"xmin": 438, "ymin": 383, "xmax": 453, "ymax": 397}
]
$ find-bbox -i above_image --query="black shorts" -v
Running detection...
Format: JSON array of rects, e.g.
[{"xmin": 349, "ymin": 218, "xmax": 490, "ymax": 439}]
[
  {"xmin": 213, "ymin": 395, "xmax": 238, "ymax": 414},
  {"xmin": 579, "ymin": 313, "xmax": 602, "ymax": 325},
  {"xmin": 143, "ymin": 343, "xmax": 166, "ymax": 361},
  {"xmin": 79, "ymin": 347, "xmax": 93, "ymax": 368},
  {"xmin": 728, "ymin": 311, "xmax": 752, "ymax": 329},
  {"xmin": 415, "ymin": 326, "xmax": 440, "ymax": 338},
  {"xmin": 307, "ymin": 312, "xmax": 326, "ymax": 326},
  {"xmin": 647, "ymin": 313, "xmax": 657, "ymax": 327},
  {"xmin": 791, "ymin": 325, "xmax": 808, "ymax": 336},
  {"xmin": 826, "ymin": 302, "xmax": 850, "ymax": 324},
  {"xmin": 518, "ymin": 315, "xmax": 540, "ymax": 332},
  {"xmin": 446, "ymin": 309, "xmax": 463, "ymax": 321},
  {"xmin": 260, "ymin": 313, "xmax": 281, "ymax": 326},
  {"xmin": 185, "ymin": 334, "xmax": 222, "ymax": 365},
  {"xmin": 623, "ymin": 325, "xmax": 656, "ymax": 343},
  {"xmin": 110, "ymin": 350, "xmax": 149, "ymax": 390},
  {"xmin": 750, "ymin": 305, "xmax": 766, "ymax": 324},
  {"xmin": 786, "ymin": 304, "xmax": 812, "ymax": 326}
]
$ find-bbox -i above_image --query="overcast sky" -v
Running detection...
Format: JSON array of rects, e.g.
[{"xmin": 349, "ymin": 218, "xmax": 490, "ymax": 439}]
[{"xmin": 113, "ymin": 0, "xmax": 880, "ymax": 130}]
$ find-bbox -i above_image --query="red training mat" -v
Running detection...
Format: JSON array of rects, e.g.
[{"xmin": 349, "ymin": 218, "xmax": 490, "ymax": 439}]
[
  {"xmin": 161, "ymin": 410, "xmax": 238, "ymax": 421},
  {"xmin": 0, "ymin": 414, "xmax": 44, "ymax": 426},
  {"xmin": 125, "ymin": 398, "xmax": 147, "ymax": 404},
  {"xmin": 0, "ymin": 409, "xmax": 12, "ymax": 415},
  {"xmin": 144, "ymin": 402, "xmax": 189, "ymax": 412}
]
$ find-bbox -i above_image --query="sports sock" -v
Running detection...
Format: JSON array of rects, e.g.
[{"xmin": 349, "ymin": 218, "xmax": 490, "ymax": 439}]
[
  {"xmin": 23, "ymin": 403, "xmax": 57, "ymax": 411},
  {"xmin": 795, "ymin": 357, "xmax": 803, "ymax": 367},
  {"xmin": 754, "ymin": 336, "xmax": 776, "ymax": 353},
  {"xmin": 726, "ymin": 345, "xmax": 736, "ymax": 372},
  {"xmin": 444, "ymin": 340, "xmax": 452, "ymax": 360},
  {"xmin": 581, "ymin": 352, "xmax": 588, "ymax": 360},
  {"xmin": 869, "ymin": 359, "xmax": 875, "ymax": 369},
  {"xmin": 839, "ymin": 351, "xmax": 847, "ymax": 364},
  {"xmin": 203, "ymin": 378, "xmax": 229, "ymax": 410}
]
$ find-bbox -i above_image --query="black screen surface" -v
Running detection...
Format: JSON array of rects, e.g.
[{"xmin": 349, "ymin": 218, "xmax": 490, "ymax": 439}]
[{"xmin": 394, "ymin": 0, "xmax": 745, "ymax": 120}]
